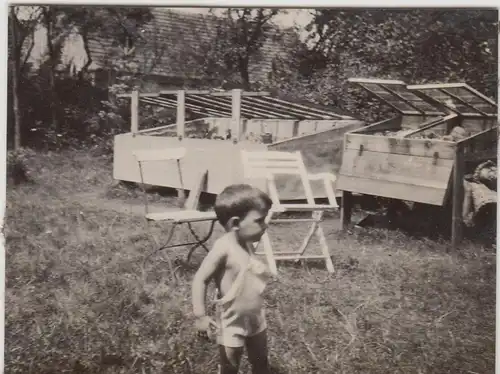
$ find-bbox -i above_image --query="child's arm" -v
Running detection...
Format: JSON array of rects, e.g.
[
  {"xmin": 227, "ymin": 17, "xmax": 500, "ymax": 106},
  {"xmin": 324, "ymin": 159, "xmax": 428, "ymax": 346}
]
[{"xmin": 192, "ymin": 241, "xmax": 227, "ymax": 318}]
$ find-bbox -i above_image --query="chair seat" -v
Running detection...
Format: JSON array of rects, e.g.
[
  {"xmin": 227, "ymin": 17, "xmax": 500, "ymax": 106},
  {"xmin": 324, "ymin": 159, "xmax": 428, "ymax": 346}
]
[{"xmin": 146, "ymin": 210, "xmax": 217, "ymax": 223}]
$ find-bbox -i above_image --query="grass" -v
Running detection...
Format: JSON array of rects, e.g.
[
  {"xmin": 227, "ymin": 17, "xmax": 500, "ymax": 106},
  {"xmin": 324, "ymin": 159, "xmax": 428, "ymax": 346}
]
[{"xmin": 5, "ymin": 149, "xmax": 496, "ymax": 374}]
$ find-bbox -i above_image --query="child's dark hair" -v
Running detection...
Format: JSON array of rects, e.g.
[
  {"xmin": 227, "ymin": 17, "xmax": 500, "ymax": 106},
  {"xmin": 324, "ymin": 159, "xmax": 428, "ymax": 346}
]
[{"xmin": 214, "ymin": 184, "xmax": 273, "ymax": 227}]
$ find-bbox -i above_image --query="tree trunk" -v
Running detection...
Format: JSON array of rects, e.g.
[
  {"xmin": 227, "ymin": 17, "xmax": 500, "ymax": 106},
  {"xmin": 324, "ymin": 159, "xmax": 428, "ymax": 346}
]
[
  {"xmin": 238, "ymin": 56, "xmax": 251, "ymax": 90},
  {"xmin": 10, "ymin": 8, "xmax": 22, "ymax": 149},
  {"xmin": 43, "ymin": 7, "xmax": 60, "ymax": 133}
]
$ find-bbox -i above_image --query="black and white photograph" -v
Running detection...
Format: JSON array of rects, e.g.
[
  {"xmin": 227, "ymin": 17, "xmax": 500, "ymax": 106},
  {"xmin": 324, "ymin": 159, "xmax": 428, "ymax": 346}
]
[{"xmin": 4, "ymin": 4, "xmax": 498, "ymax": 374}]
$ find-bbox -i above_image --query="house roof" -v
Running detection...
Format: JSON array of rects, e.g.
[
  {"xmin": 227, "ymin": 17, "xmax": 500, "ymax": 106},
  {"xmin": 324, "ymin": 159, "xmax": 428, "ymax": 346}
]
[{"xmin": 87, "ymin": 8, "xmax": 295, "ymax": 82}]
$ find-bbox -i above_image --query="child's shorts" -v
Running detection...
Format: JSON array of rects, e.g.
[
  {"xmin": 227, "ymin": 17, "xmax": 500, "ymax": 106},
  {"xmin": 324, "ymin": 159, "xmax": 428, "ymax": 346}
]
[{"xmin": 216, "ymin": 308, "xmax": 267, "ymax": 348}]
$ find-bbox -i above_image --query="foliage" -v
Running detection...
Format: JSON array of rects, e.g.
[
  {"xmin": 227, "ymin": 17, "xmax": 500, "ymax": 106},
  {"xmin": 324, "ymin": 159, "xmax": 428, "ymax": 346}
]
[
  {"xmin": 183, "ymin": 8, "xmax": 284, "ymax": 89},
  {"xmin": 6, "ymin": 6, "xmax": 498, "ymax": 151},
  {"xmin": 265, "ymin": 8, "xmax": 498, "ymax": 122},
  {"xmin": 6, "ymin": 147, "xmax": 37, "ymax": 185},
  {"xmin": 7, "ymin": 6, "xmax": 154, "ymax": 151}
]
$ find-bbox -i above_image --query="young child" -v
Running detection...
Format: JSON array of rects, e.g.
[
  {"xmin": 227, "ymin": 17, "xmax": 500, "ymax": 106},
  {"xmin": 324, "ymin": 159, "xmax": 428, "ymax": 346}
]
[{"xmin": 192, "ymin": 184, "xmax": 274, "ymax": 374}]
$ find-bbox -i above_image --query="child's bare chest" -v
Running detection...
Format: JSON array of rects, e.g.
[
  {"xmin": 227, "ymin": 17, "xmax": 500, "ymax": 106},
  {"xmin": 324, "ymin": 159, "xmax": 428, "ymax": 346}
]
[{"xmin": 216, "ymin": 254, "xmax": 250, "ymax": 296}]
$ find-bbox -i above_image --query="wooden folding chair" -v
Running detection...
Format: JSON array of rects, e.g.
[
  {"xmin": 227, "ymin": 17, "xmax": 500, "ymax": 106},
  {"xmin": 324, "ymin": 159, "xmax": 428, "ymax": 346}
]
[
  {"xmin": 241, "ymin": 150, "xmax": 339, "ymax": 275},
  {"xmin": 133, "ymin": 148, "xmax": 218, "ymax": 268}
]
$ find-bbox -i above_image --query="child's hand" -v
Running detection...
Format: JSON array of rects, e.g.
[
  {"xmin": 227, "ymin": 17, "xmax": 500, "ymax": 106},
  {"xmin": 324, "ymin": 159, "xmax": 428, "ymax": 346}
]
[{"xmin": 195, "ymin": 316, "xmax": 218, "ymax": 341}]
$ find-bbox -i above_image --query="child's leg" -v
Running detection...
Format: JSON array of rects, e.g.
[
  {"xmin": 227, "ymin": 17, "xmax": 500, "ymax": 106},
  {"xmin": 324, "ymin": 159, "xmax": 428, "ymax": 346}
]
[
  {"xmin": 219, "ymin": 345, "xmax": 244, "ymax": 374},
  {"xmin": 245, "ymin": 329, "xmax": 270, "ymax": 374}
]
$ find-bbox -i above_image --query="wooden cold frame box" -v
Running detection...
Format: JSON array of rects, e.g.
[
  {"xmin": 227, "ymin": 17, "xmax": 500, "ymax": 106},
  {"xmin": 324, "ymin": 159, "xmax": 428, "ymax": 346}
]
[{"xmin": 336, "ymin": 79, "xmax": 498, "ymax": 248}]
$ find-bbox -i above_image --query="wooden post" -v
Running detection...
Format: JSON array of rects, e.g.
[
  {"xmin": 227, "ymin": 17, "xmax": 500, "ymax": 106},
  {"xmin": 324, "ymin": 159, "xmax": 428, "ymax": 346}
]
[
  {"xmin": 176, "ymin": 90, "xmax": 185, "ymax": 140},
  {"xmin": 231, "ymin": 89, "xmax": 242, "ymax": 143},
  {"xmin": 131, "ymin": 90, "xmax": 139, "ymax": 134},
  {"xmin": 341, "ymin": 191, "xmax": 354, "ymax": 229},
  {"xmin": 451, "ymin": 143, "xmax": 465, "ymax": 249},
  {"xmin": 176, "ymin": 90, "xmax": 186, "ymax": 202}
]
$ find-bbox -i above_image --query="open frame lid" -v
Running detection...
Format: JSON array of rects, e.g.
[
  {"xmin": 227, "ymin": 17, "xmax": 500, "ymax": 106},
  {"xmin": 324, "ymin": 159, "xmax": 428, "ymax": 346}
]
[
  {"xmin": 406, "ymin": 83, "xmax": 498, "ymax": 118},
  {"xmin": 125, "ymin": 90, "xmax": 353, "ymax": 121},
  {"xmin": 348, "ymin": 78, "xmax": 446, "ymax": 116}
]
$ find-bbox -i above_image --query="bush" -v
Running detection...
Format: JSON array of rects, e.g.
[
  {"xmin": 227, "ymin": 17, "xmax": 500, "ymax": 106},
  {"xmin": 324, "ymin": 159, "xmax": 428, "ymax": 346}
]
[{"xmin": 7, "ymin": 148, "xmax": 37, "ymax": 186}]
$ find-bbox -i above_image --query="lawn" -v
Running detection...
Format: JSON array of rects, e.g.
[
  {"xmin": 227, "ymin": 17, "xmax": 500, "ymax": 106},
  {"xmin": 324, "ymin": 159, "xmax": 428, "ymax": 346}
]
[{"xmin": 4, "ymin": 150, "xmax": 496, "ymax": 374}]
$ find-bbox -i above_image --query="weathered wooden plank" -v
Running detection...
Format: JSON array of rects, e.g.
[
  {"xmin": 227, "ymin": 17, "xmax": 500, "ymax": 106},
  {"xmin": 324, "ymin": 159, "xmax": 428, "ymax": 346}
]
[
  {"xmin": 345, "ymin": 133, "xmax": 456, "ymax": 159},
  {"xmin": 348, "ymin": 77, "xmax": 407, "ymax": 85},
  {"xmin": 407, "ymin": 83, "xmax": 467, "ymax": 90},
  {"xmin": 336, "ymin": 175, "xmax": 447, "ymax": 206},
  {"xmin": 340, "ymin": 148, "xmax": 453, "ymax": 188}
]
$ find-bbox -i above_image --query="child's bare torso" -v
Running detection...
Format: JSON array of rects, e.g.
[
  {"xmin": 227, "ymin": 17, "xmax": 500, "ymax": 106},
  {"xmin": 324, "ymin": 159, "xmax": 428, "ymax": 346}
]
[{"xmin": 212, "ymin": 235, "xmax": 254, "ymax": 299}]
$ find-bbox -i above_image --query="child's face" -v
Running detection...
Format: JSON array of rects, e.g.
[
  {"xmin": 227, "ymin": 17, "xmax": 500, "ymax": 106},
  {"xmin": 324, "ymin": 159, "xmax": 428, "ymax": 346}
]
[{"xmin": 236, "ymin": 209, "xmax": 269, "ymax": 242}]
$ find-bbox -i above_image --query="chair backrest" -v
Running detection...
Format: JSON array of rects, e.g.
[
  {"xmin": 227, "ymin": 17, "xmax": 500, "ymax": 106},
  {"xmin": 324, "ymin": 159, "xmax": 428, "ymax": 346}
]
[
  {"xmin": 133, "ymin": 147, "xmax": 187, "ymax": 214},
  {"xmin": 241, "ymin": 150, "xmax": 316, "ymax": 206},
  {"xmin": 184, "ymin": 170, "xmax": 208, "ymax": 210}
]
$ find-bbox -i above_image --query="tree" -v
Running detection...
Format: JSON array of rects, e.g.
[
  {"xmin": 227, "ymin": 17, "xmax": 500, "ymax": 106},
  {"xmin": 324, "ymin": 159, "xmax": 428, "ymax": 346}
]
[
  {"xmin": 8, "ymin": 5, "xmax": 42, "ymax": 149},
  {"xmin": 185, "ymin": 8, "xmax": 283, "ymax": 89},
  {"xmin": 306, "ymin": 9, "xmax": 498, "ymax": 95},
  {"xmin": 270, "ymin": 8, "xmax": 498, "ymax": 121},
  {"xmin": 35, "ymin": 6, "xmax": 154, "ymax": 135}
]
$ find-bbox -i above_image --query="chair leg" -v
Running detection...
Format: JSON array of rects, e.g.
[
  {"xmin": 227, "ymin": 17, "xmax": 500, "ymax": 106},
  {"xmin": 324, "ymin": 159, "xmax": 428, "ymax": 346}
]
[
  {"xmin": 315, "ymin": 223, "xmax": 335, "ymax": 273},
  {"xmin": 185, "ymin": 220, "xmax": 216, "ymax": 262},
  {"xmin": 145, "ymin": 222, "xmax": 178, "ymax": 283},
  {"xmin": 294, "ymin": 221, "xmax": 318, "ymax": 263},
  {"xmin": 261, "ymin": 232, "xmax": 278, "ymax": 275}
]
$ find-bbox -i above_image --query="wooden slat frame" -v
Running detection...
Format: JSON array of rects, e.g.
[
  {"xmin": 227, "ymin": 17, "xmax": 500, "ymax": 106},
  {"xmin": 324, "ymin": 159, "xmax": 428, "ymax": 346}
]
[
  {"xmin": 379, "ymin": 84, "xmax": 427, "ymax": 115},
  {"xmin": 355, "ymin": 83, "xmax": 408, "ymax": 115},
  {"xmin": 218, "ymin": 96, "xmax": 301, "ymax": 120},
  {"xmin": 149, "ymin": 96, "xmax": 232, "ymax": 117},
  {"xmin": 142, "ymin": 97, "xmax": 227, "ymax": 118},
  {"xmin": 258, "ymin": 96, "xmax": 347, "ymax": 119},
  {"xmin": 118, "ymin": 89, "xmax": 351, "ymax": 122},
  {"xmin": 241, "ymin": 149, "xmax": 338, "ymax": 274},
  {"xmin": 189, "ymin": 94, "xmax": 293, "ymax": 120},
  {"xmin": 239, "ymin": 96, "xmax": 318, "ymax": 120},
  {"xmin": 348, "ymin": 78, "xmax": 434, "ymax": 115},
  {"xmin": 407, "ymin": 83, "xmax": 498, "ymax": 117},
  {"xmin": 439, "ymin": 88, "xmax": 490, "ymax": 116}
]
